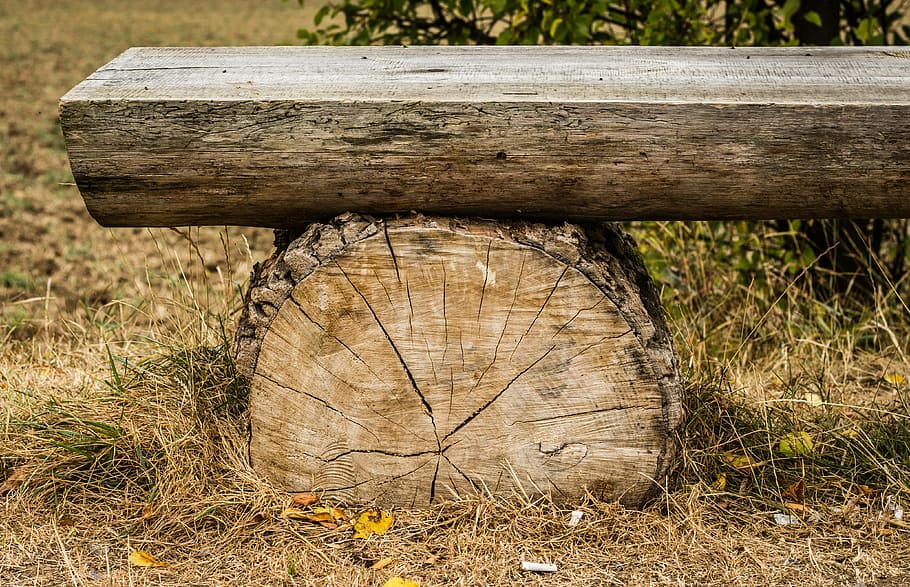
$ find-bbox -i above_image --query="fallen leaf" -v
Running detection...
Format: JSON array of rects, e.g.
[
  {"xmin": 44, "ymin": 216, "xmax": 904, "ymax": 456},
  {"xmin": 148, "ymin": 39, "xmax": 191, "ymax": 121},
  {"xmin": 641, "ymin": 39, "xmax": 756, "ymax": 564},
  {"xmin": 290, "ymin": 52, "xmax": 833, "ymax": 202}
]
[
  {"xmin": 281, "ymin": 505, "xmax": 347, "ymax": 528},
  {"xmin": 784, "ymin": 502, "xmax": 810, "ymax": 512},
  {"xmin": 280, "ymin": 507, "xmax": 311, "ymax": 520},
  {"xmin": 313, "ymin": 505, "xmax": 346, "ymax": 520},
  {"xmin": 884, "ymin": 373, "xmax": 906, "ymax": 386},
  {"xmin": 782, "ymin": 479, "xmax": 806, "ymax": 503},
  {"xmin": 772, "ymin": 512, "xmax": 801, "ymax": 527},
  {"xmin": 382, "ymin": 578, "xmax": 418, "ymax": 587},
  {"xmin": 370, "ymin": 557, "xmax": 394, "ymax": 570},
  {"xmin": 723, "ymin": 452, "xmax": 768, "ymax": 470},
  {"xmin": 0, "ymin": 462, "xmax": 36, "ymax": 495},
  {"xmin": 803, "ymin": 392, "xmax": 824, "ymax": 407},
  {"xmin": 291, "ymin": 492, "xmax": 318, "ymax": 507},
  {"xmin": 710, "ymin": 472, "xmax": 727, "ymax": 491},
  {"xmin": 129, "ymin": 550, "xmax": 170, "ymax": 568},
  {"xmin": 138, "ymin": 504, "xmax": 156, "ymax": 522},
  {"xmin": 778, "ymin": 432, "xmax": 814, "ymax": 457},
  {"xmin": 354, "ymin": 509, "xmax": 394, "ymax": 539}
]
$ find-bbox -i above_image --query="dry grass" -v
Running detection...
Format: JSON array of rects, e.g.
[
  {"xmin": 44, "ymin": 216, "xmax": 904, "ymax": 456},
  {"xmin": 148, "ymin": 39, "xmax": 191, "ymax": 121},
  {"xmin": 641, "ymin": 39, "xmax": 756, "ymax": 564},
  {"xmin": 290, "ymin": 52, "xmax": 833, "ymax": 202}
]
[{"xmin": 2, "ymin": 1, "xmax": 910, "ymax": 585}]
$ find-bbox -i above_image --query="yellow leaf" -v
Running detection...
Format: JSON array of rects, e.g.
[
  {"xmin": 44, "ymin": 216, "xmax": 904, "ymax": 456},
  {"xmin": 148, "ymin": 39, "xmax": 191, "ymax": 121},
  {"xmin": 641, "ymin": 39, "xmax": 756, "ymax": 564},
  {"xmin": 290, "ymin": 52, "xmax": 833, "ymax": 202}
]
[
  {"xmin": 312, "ymin": 505, "xmax": 347, "ymax": 521},
  {"xmin": 778, "ymin": 432, "xmax": 814, "ymax": 457},
  {"xmin": 129, "ymin": 550, "xmax": 169, "ymax": 568},
  {"xmin": 280, "ymin": 507, "xmax": 311, "ymax": 520},
  {"xmin": 281, "ymin": 506, "xmax": 344, "ymax": 528},
  {"xmin": 383, "ymin": 578, "xmax": 418, "ymax": 587},
  {"xmin": 884, "ymin": 373, "xmax": 906, "ymax": 386},
  {"xmin": 710, "ymin": 473, "xmax": 727, "ymax": 491},
  {"xmin": 723, "ymin": 452, "xmax": 768, "ymax": 470},
  {"xmin": 370, "ymin": 557, "xmax": 394, "ymax": 570},
  {"xmin": 354, "ymin": 509, "xmax": 394, "ymax": 539}
]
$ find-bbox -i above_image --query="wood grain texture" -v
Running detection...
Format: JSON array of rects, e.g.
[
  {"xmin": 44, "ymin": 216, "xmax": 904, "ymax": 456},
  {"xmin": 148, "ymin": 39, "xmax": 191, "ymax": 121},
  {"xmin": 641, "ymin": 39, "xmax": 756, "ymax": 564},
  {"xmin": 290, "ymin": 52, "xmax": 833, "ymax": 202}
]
[
  {"xmin": 60, "ymin": 46, "xmax": 910, "ymax": 227},
  {"xmin": 237, "ymin": 214, "xmax": 683, "ymax": 508}
]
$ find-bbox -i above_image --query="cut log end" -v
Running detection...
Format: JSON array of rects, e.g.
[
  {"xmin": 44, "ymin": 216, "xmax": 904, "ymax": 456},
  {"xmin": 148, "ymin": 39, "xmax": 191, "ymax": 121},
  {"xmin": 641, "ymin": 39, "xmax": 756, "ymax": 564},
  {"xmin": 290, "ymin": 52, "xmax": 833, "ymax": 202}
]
[{"xmin": 234, "ymin": 214, "xmax": 683, "ymax": 508}]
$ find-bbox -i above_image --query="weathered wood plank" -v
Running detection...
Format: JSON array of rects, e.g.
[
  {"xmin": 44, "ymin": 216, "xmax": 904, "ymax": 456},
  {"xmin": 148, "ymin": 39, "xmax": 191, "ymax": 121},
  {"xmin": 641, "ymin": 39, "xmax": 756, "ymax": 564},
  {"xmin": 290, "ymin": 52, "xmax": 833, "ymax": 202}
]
[{"xmin": 60, "ymin": 46, "xmax": 910, "ymax": 227}]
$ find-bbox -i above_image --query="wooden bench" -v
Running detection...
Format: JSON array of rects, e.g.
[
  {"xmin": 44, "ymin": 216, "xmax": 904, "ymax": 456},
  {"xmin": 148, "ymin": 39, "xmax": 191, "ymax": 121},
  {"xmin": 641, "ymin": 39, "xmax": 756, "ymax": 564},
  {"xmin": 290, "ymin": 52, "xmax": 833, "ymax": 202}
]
[{"xmin": 60, "ymin": 46, "xmax": 910, "ymax": 508}]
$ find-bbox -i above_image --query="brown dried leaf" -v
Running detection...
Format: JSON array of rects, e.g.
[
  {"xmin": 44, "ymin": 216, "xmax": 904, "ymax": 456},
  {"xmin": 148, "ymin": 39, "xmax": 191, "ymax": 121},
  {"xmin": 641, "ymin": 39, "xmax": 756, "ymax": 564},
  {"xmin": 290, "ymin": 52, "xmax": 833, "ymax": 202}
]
[
  {"xmin": 0, "ymin": 462, "xmax": 36, "ymax": 495},
  {"xmin": 782, "ymin": 479, "xmax": 806, "ymax": 504},
  {"xmin": 138, "ymin": 504, "xmax": 156, "ymax": 522},
  {"xmin": 291, "ymin": 492, "xmax": 318, "ymax": 507}
]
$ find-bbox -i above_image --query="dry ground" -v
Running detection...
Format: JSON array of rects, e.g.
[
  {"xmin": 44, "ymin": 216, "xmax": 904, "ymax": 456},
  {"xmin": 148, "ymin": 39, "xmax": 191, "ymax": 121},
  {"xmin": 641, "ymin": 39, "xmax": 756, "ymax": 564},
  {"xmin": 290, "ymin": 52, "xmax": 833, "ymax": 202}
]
[{"xmin": 1, "ymin": 1, "xmax": 909, "ymax": 585}]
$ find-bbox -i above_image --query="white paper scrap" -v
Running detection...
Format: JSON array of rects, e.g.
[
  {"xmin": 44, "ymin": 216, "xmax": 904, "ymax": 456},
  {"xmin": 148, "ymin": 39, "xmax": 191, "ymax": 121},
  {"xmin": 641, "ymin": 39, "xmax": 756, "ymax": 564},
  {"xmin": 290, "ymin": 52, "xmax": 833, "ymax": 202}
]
[{"xmin": 521, "ymin": 561, "xmax": 558, "ymax": 572}]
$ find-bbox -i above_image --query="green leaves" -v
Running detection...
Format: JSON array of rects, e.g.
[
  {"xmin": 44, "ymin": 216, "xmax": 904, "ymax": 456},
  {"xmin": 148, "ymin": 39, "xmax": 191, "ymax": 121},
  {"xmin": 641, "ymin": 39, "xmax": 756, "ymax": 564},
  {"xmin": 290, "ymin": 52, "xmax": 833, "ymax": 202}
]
[{"xmin": 293, "ymin": 0, "xmax": 907, "ymax": 48}]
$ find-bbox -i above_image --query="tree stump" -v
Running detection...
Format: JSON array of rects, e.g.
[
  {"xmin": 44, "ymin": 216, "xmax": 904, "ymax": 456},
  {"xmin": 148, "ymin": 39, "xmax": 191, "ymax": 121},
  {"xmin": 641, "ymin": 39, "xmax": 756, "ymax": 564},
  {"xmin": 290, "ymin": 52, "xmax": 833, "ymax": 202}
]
[{"xmin": 234, "ymin": 214, "xmax": 683, "ymax": 508}]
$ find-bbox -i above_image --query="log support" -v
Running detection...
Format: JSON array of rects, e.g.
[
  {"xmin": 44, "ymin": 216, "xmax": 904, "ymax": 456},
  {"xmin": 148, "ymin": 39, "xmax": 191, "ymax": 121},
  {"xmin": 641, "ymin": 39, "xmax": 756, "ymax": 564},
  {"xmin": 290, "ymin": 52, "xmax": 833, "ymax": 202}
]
[{"xmin": 235, "ymin": 214, "xmax": 683, "ymax": 508}]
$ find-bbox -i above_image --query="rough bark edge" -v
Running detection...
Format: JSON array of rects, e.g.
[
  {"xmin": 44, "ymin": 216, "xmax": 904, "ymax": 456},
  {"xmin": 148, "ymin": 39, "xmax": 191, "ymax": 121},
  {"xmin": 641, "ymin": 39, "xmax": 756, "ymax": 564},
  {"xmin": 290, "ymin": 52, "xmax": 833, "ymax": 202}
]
[{"xmin": 233, "ymin": 213, "xmax": 683, "ymax": 507}]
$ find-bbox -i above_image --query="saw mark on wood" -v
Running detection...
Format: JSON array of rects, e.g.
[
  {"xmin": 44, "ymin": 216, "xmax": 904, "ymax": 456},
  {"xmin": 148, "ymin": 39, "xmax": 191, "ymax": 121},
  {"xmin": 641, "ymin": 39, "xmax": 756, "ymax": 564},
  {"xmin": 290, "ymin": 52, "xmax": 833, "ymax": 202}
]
[{"xmin": 318, "ymin": 458, "xmax": 436, "ymax": 494}]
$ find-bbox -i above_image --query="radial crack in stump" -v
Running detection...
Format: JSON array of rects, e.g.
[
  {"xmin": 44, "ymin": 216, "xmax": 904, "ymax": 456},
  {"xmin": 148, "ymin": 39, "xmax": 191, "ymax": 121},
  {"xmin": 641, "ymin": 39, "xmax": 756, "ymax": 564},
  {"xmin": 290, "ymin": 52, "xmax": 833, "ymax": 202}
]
[{"xmin": 235, "ymin": 214, "xmax": 683, "ymax": 508}]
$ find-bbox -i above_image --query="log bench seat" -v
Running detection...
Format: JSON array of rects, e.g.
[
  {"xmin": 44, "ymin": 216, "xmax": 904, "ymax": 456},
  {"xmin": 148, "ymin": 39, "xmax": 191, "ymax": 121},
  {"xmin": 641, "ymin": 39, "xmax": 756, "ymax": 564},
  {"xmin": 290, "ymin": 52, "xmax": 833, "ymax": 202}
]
[{"xmin": 60, "ymin": 46, "xmax": 910, "ymax": 507}]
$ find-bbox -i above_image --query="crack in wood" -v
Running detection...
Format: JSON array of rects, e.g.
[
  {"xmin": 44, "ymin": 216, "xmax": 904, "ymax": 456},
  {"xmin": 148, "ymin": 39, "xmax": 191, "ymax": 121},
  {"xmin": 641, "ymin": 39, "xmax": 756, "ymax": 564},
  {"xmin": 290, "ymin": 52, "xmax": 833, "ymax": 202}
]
[
  {"xmin": 551, "ymin": 295, "xmax": 607, "ymax": 339},
  {"xmin": 383, "ymin": 223, "xmax": 401, "ymax": 282},
  {"xmin": 319, "ymin": 447, "xmax": 440, "ymax": 463},
  {"xmin": 538, "ymin": 442, "xmax": 588, "ymax": 457},
  {"xmin": 442, "ymin": 344, "xmax": 558, "ymax": 443},
  {"xmin": 511, "ymin": 405, "xmax": 649, "ymax": 426},
  {"xmin": 564, "ymin": 329, "xmax": 634, "ymax": 363},
  {"xmin": 442, "ymin": 454, "xmax": 478, "ymax": 491},
  {"xmin": 441, "ymin": 263, "xmax": 448, "ymax": 366},
  {"xmin": 476, "ymin": 240, "xmax": 493, "ymax": 324},
  {"xmin": 256, "ymin": 372, "xmax": 382, "ymax": 443},
  {"xmin": 289, "ymin": 296, "xmax": 387, "ymax": 384},
  {"xmin": 430, "ymin": 455, "xmax": 440, "ymax": 501},
  {"xmin": 463, "ymin": 250, "xmax": 526, "ymax": 403},
  {"xmin": 510, "ymin": 264, "xmax": 568, "ymax": 362},
  {"xmin": 335, "ymin": 260, "xmax": 443, "ymax": 453}
]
